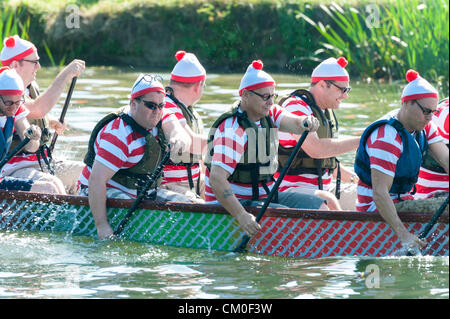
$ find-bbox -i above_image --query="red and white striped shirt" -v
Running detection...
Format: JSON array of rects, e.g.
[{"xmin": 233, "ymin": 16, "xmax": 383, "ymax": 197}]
[
  {"xmin": 205, "ymin": 104, "xmax": 286, "ymax": 202},
  {"xmin": 275, "ymin": 96, "xmax": 332, "ymax": 191},
  {"xmin": 161, "ymin": 95, "xmax": 200, "ymax": 186},
  {"xmin": 415, "ymin": 98, "xmax": 449, "ymax": 198},
  {"xmin": 356, "ymin": 114, "xmax": 443, "ymax": 212},
  {"xmin": 1, "ymin": 104, "xmax": 31, "ymax": 175},
  {"xmin": 78, "ymin": 108, "xmax": 176, "ymax": 198}
]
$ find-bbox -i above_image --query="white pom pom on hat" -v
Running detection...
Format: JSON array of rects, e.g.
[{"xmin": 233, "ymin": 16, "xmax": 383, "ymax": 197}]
[
  {"xmin": 130, "ymin": 74, "xmax": 165, "ymax": 100},
  {"xmin": 401, "ymin": 69, "xmax": 439, "ymax": 102},
  {"xmin": 170, "ymin": 50, "xmax": 206, "ymax": 83},
  {"xmin": 0, "ymin": 35, "xmax": 37, "ymax": 66},
  {"xmin": 238, "ymin": 60, "xmax": 276, "ymax": 96},
  {"xmin": 311, "ymin": 57, "xmax": 349, "ymax": 82},
  {"xmin": 0, "ymin": 67, "xmax": 25, "ymax": 95}
]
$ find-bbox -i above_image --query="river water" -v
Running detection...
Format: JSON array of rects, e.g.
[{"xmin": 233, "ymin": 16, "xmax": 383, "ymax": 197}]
[{"xmin": 0, "ymin": 67, "xmax": 448, "ymax": 300}]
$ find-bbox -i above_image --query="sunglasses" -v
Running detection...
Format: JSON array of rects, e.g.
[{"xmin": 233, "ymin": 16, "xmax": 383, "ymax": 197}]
[
  {"xmin": 326, "ymin": 80, "xmax": 351, "ymax": 94},
  {"xmin": 138, "ymin": 99, "xmax": 165, "ymax": 110},
  {"xmin": 132, "ymin": 74, "xmax": 164, "ymax": 92},
  {"xmin": 415, "ymin": 100, "xmax": 438, "ymax": 116},
  {"xmin": 21, "ymin": 58, "xmax": 40, "ymax": 65},
  {"xmin": 249, "ymin": 90, "xmax": 278, "ymax": 101},
  {"xmin": 0, "ymin": 95, "xmax": 25, "ymax": 107}
]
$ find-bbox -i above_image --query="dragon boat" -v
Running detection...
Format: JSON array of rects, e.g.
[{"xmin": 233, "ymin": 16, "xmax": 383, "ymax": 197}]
[{"xmin": 0, "ymin": 190, "xmax": 448, "ymax": 258}]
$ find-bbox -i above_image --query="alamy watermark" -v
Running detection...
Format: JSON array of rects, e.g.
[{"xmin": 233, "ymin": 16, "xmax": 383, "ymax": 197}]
[
  {"xmin": 65, "ymin": 4, "xmax": 80, "ymax": 29},
  {"xmin": 365, "ymin": 4, "xmax": 380, "ymax": 29}
]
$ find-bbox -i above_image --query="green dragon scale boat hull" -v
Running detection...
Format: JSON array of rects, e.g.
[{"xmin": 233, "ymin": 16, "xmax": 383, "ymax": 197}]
[{"xmin": 0, "ymin": 190, "xmax": 448, "ymax": 258}]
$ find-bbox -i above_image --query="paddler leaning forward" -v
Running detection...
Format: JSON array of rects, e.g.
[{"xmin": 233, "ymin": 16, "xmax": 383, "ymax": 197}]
[
  {"xmin": 354, "ymin": 69, "xmax": 449, "ymax": 252},
  {"xmin": 78, "ymin": 74, "xmax": 193, "ymax": 240},
  {"xmin": 205, "ymin": 60, "xmax": 328, "ymax": 237}
]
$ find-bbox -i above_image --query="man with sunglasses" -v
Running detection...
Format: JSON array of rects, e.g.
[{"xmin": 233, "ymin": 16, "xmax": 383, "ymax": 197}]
[
  {"xmin": 277, "ymin": 57, "xmax": 360, "ymax": 211},
  {"xmin": 205, "ymin": 60, "xmax": 327, "ymax": 237},
  {"xmin": 160, "ymin": 51, "xmax": 207, "ymax": 203},
  {"xmin": 0, "ymin": 35, "xmax": 85, "ymax": 195},
  {"xmin": 354, "ymin": 70, "xmax": 449, "ymax": 252},
  {"xmin": 0, "ymin": 67, "xmax": 63, "ymax": 194},
  {"xmin": 78, "ymin": 74, "xmax": 193, "ymax": 240}
]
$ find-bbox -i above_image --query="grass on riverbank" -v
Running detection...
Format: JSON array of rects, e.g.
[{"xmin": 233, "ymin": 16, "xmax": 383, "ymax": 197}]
[{"xmin": 3, "ymin": 0, "xmax": 449, "ymax": 93}]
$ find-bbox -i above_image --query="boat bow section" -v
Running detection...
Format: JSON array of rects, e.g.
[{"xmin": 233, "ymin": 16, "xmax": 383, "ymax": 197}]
[{"xmin": 0, "ymin": 190, "xmax": 448, "ymax": 258}]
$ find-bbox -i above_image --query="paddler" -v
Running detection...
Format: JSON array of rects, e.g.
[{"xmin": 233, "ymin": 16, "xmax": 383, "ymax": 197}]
[
  {"xmin": 78, "ymin": 74, "xmax": 193, "ymax": 240},
  {"xmin": 160, "ymin": 50, "xmax": 207, "ymax": 203},
  {"xmin": 276, "ymin": 57, "xmax": 360, "ymax": 211},
  {"xmin": 205, "ymin": 60, "xmax": 328, "ymax": 237},
  {"xmin": 0, "ymin": 35, "xmax": 85, "ymax": 194},
  {"xmin": 0, "ymin": 67, "xmax": 61, "ymax": 193},
  {"xmin": 354, "ymin": 69, "xmax": 449, "ymax": 251}
]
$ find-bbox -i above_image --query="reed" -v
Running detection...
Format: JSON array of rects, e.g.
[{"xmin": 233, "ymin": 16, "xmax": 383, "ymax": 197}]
[
  {"xmin": 0, "ymin": 6, "xmax": 30, "ymax": 44},
  {"xmin": 300, "ymin": 0, "xmax": 449, "ymax": 91}
]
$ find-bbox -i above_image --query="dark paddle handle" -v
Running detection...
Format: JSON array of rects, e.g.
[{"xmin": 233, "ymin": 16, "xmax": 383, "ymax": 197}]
[
  {"xmin": 49, "ymin": 77, "xmax": 77, "ymax": 153},
  {"xmin": 419, "ymin": 195, "xmax": 449, "ymax": 239},
  {"xmin": 114, "ymin": 148, "xmax": 172, "ymax": 236},
  {"xmin": 0, "ymin": 131, "xmax": 32, "ymax": 170},
  {"xmin": 234, "ymin": 130, "xmax": 310, "ymax": 253}
]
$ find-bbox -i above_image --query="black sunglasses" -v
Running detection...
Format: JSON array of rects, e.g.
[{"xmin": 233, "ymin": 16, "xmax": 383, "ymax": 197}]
[
  {"xmin": 0, "ymin": 95, "xmax": 25, "ymax": 107},
  {"xmin": 21, "ymin": 59, "xmax": 40, "ymax": 65},
  {"xmin": 326, "ymin": 80, "xmax": 351, "ymax": 94},
  {"xmin": 415, "ymin": 100, "xmax": 438, "ymax": 116},
  {"xmin": 249, "ymin": 90, "xmax": 278, "ymax": 101},
  {"xmin": 138, "ymin": 99, "xmax": 165, "ymax": 110}
]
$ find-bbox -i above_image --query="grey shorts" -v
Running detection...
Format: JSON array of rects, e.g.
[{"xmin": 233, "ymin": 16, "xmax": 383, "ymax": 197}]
[
  {"xmin": 0, "ymin": 176, "xmax": 33, "ymax": 191},
  {"xmin": 239, "ymin": 191, "xmax": 325, "ymax": 210}
]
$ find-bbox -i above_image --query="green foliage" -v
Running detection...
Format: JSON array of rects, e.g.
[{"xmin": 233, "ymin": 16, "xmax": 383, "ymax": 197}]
[
  {"xmin": 301, "ymin": 0, "xmax": 449, "ymax": 92},
  {"xmin": 3, "ymin": 0, "xmax": 448, "ymax": 92},
  {"xmin": 0, "ymin": 6, "xmax": 30, "ymax": 44}
]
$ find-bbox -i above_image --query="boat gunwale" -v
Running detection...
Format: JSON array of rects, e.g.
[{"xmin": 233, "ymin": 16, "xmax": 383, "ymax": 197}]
[{"xmin": 0, "ymin": 190, "xmax": 448, "ymax": 224}]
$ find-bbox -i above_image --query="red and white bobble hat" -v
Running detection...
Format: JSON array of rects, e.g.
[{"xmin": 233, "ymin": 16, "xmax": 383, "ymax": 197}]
[
  {"xmin": 401, "ymin": 69, "xmax": 438, "ymax": 102},
  {"xmin": 0, "ymin": 35, "xmax": 37, "ymax": 66},
  {"xmin": 130, "ymin": 74, "xmax": 165, "ymax": 100},
  {"xmin": 0, "ymin": 68, "xmax": 24, "ymax": 95},
  {"xmin": 311, "ymin": 57, "xmax": 349, "ymax": 82},
  {"xmin": 238, "ymin": 60, "xmax": 275, "ymax": 96},
  {"xmin": 170, "ymin": 50, "xmax": 206, "ymax": 83}
]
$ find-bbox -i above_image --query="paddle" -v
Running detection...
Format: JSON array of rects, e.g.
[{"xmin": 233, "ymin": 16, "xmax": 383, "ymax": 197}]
[
  {"xmin": 406, "ymin": 195, "xmax": 449, "ymax": 256},
  {"xmin": 234, "ymin": 130, "xmax": 310, "ymax": 253},
  {"xmin": 48, "ymin": 77, "xmax": 77, "ymax": 153},
  {"xmin": 419, "ymin": 195, "xmax": 449, "ymax": 239},
  {"xmin": 0, "ymin": 130, "xmax": 32, "ymax": 170},
  {"xmin": 114, "ymin": 148, "xmax": 172, "ymax": 236}
]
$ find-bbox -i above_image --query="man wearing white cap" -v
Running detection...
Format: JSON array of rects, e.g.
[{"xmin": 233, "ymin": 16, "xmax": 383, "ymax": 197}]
[
  {"xmin": 0, "ymin": 35, "xmax": 85, "ymax": 194},
  {"xmin": 0, "ymin": 67, "xmax": 63, "ymax": 193},
  {"xmin": 277, "ymin": 57, "xmax": 360, "ymax": 211},
  {"xmin": 78, "ymin": 74, "xmax": 192, "ymax": 240},
  {"xmin": 354, "ymin": 69, "xmax": 449, "ymax": 251},
  {"xmin": 205, "ymin": 60, "xmax": 327, "ymax": 237},
  {"xmin": 160, "ymin": 50, "xmax": 207, "ymax": 203},
  {"xmin": 415, "ymin": 97, "xmax": 449, "ymax": 199}
]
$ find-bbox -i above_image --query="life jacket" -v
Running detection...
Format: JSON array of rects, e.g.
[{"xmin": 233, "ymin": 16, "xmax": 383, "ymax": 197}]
[
  {"xmin": 9, "ymin": 81, "xmax": 53, "ymax": 172},
  {"xmin": 0, "ymin": 116, "xmax": 13, "ymax": 161},
  {"xmin": 205, "ymin": 102, "xmax": 279, "ymax": 200},
  {"xmin": 165, "ymin": 87, "xmax": 204, "ymax": 193},
  {"xmin": 354, "ymin": 117, "xmax": 428, "ymax": 195},
  {"xmin": 83, "ymin": 106, "xmax": 167, "ymax": 192},
  {"xmin": 277, "ymin": 89, "xmax": 340, "ymax": 191}
]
